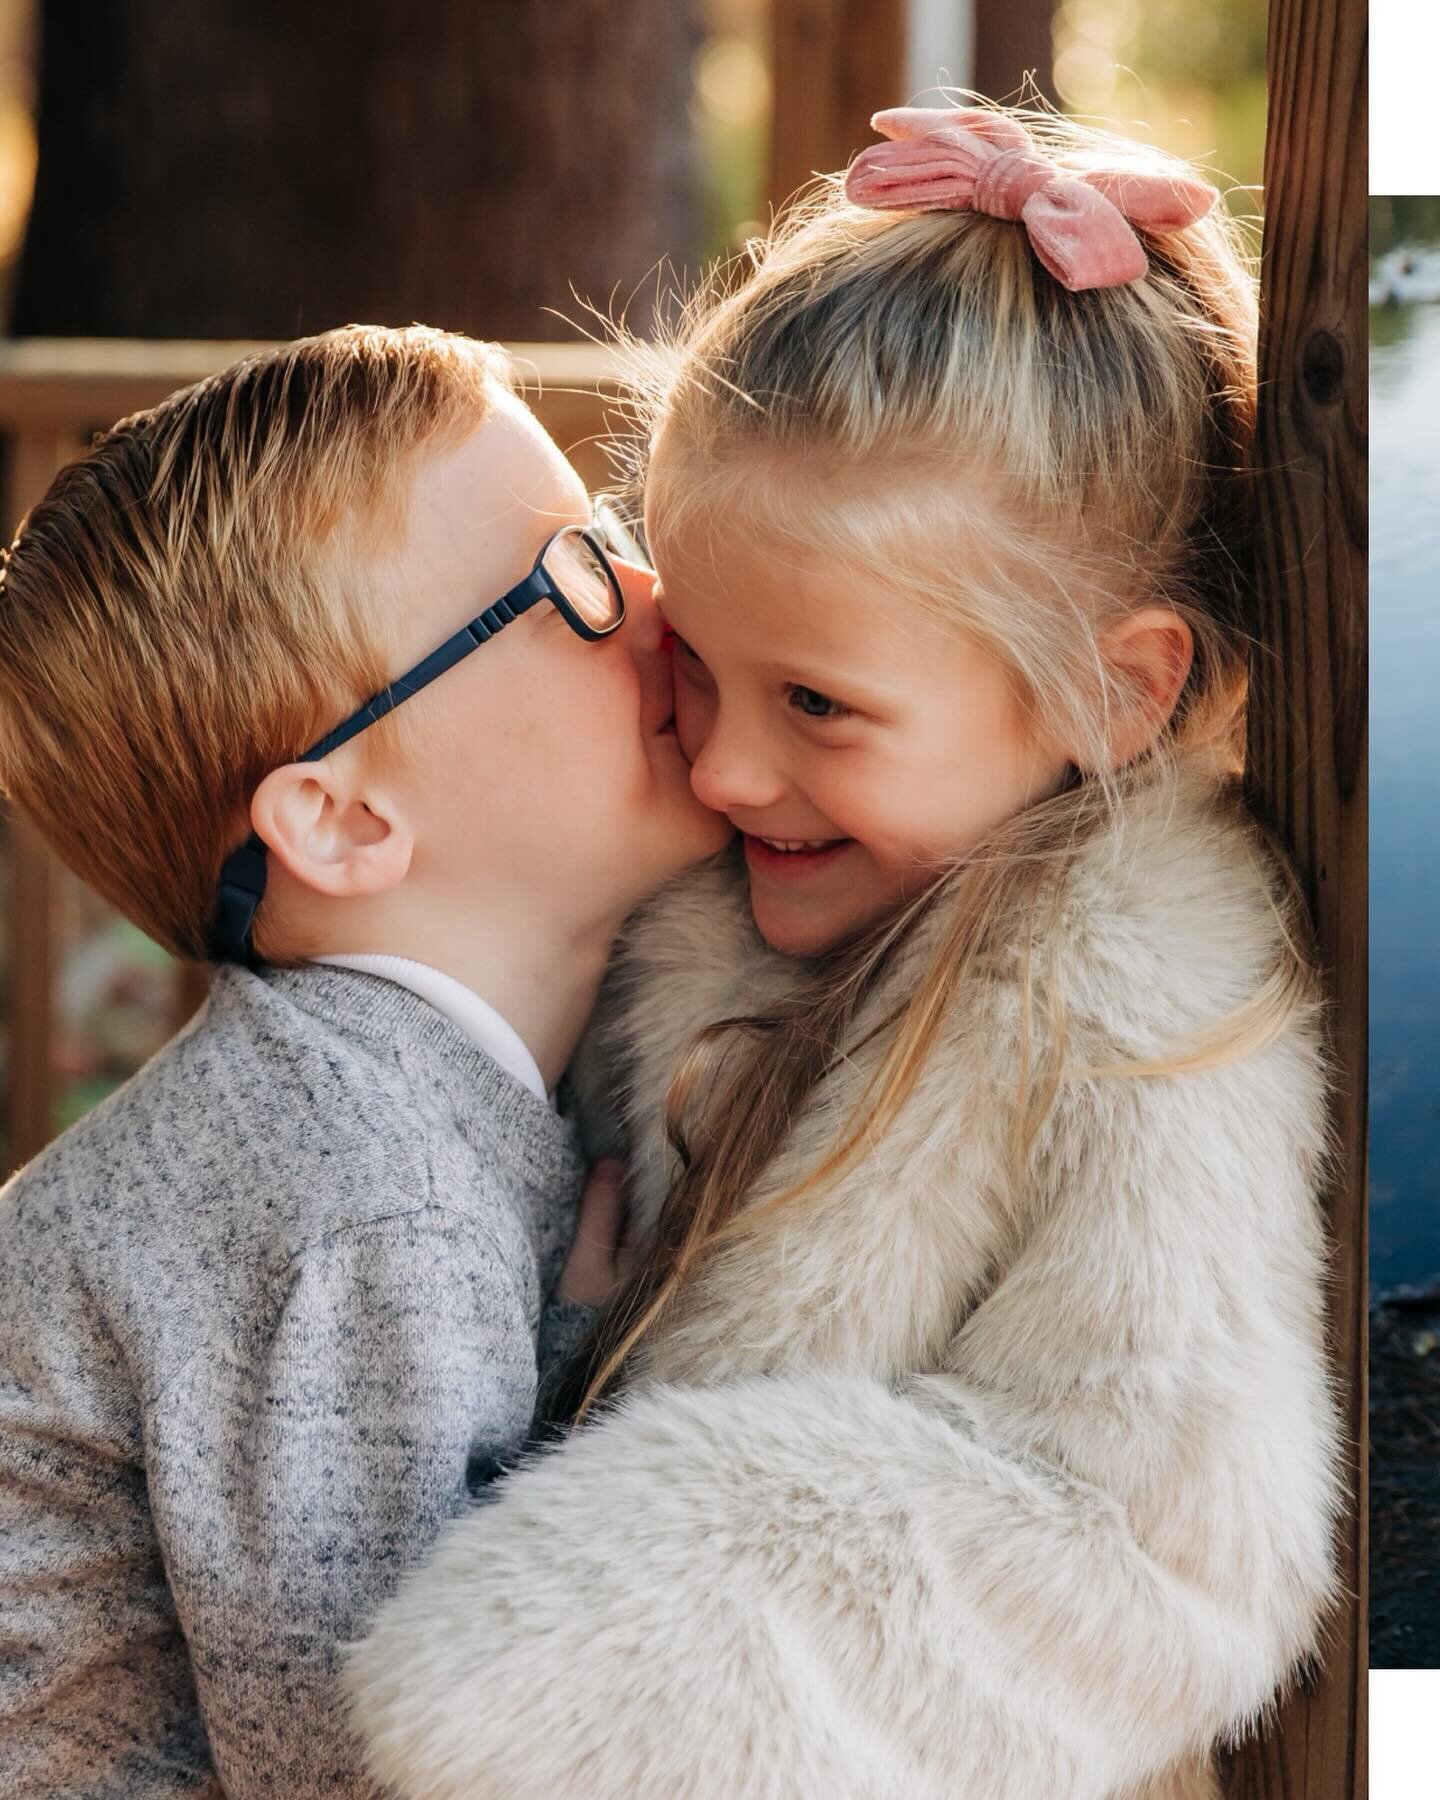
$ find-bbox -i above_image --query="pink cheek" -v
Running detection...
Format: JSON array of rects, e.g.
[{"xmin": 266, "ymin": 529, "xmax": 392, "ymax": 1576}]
[{"xmin": 673, "ymin": 677, "xmax": 712, "ymax": 765}]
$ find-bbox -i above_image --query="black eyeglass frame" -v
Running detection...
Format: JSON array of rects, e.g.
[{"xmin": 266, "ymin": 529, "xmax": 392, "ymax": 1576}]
[{"xmin": 209, "ymin": 509, "xmax": 640, "ymax": 967}]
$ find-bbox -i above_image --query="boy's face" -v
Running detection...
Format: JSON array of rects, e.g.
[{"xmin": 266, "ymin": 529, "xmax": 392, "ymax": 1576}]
[{"xmin": 361, "ymin": 393, "xmax": 731, "ymax": 931}]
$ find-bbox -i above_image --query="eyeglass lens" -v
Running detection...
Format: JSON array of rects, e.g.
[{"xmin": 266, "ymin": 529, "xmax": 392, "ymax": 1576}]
[
  {"xmin": 590, "ymin": 501, "xmax": 650, "ymax": 570},
  {"xmin": 542, "ymin": 527, "xmax": 625, "ymax": 631}
]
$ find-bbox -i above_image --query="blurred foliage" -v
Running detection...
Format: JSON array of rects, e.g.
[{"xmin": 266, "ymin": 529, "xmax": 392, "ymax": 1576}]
[
  {"xmin": 1052, "ymin": 0, "xmax": 1266, "ymax": 230},
  {"xmin": 1371, "ymin": 301, "xmax": 1418, "ymax": 355},
  {"xmin": 1372, "ymin": 195, "xmax": 1440, "ymax": 260},
  {"xmin": 1370, "ymin": 198, "xmax": 1440, "ymax": 360},
  {"xmin": 693, "ymin": 0, "xmax": 769, "ymax": 261},
  {"xmin": 0, "ymin": 1, "xmax": 1270, "ymax": 310},
  {"xmin": 0, "ymin": 828, "xmax": 179, "ymax": 1154},
  {"xmin": 695, "ymin": 0, "xmax": 1270, "ymax": 261}
]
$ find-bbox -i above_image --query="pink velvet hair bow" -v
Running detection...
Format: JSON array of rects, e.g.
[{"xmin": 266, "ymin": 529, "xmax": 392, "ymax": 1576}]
[{"xmin": 844, "ymin": 107, "xmax": 1218, "ymax": 291}]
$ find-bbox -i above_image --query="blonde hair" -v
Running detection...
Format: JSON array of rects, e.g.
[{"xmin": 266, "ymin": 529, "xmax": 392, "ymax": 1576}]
[
  {"xmin": 0, "ymin": 323, "xmax": 509, "ymax": 960},
  {"xmin": 569, "ymin": 100, "xmax": 1316, "ymax": 1421}
]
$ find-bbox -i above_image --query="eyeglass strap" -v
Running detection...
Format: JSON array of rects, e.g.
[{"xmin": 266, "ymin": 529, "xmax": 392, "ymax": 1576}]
[
  {"xmin": 206, "ymin": 569, "xmax": 554, "ymax": 965},
  {"xmin": 208, "ymin": 833, "xmax": 268, "ymax": 967},
  {"xmin": 302, "ymin": 572, "xmax": 550, "ymax": 765}
]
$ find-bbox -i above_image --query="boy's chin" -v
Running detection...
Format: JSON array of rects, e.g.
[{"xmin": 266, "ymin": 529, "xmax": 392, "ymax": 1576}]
[
  {"xmin": 636, "ymin": 801, "xmax": 735, "ymax": 895},
  {"xmin": 694, "ymin": 804, "xmax": 739, "ymax": 858},
  {"xmin": 670, "ymin": 795, "xmax": 736, "ymax": 865}
]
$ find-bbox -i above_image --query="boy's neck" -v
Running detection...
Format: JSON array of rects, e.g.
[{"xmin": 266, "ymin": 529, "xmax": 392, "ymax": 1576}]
[{"xmin": 287, "ymin": 906, "xmax": 621, "ymax": 1091}]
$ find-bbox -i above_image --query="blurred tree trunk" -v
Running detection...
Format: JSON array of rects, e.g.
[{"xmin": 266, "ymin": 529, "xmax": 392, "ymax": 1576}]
[
  {"xmin": 10, "ymin": 0, "xmax": 698, "ymax": 340},
  {"xmin": 973, "ymin": 0, "xmax": 1054, "ymax": 105}
]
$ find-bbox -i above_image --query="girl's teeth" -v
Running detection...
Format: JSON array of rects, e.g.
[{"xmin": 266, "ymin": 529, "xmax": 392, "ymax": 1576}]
[{"xmin": 759, "ymin": 837, "xmax": 835, "ymax": 852}]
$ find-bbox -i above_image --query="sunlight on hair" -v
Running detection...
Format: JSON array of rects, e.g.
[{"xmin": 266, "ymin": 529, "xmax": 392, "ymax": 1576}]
[
  {"xmin": 567, "ymin": 96, "xmax": 1316, "ymax": 1425},
  {"xmin": 0, "ymin": 325, "xmax": 508, "ymax": 961}
]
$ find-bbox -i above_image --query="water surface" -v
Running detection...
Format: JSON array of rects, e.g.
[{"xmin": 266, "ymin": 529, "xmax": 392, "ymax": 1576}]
[{"xmin": 1370, "ymin": 274, "xmax": 1440, "ymax": 1295}]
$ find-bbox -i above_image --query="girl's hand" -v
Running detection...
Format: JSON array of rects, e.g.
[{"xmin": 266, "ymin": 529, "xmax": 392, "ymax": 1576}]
[{"xmin": 556, "ymin": 1157, "xmax": 636, "ymax": 1307}]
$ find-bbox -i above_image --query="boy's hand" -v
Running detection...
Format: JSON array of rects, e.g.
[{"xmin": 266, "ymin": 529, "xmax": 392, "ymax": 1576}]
[{"xmin": 556, "ymin": 1157, "xmax": 636, "ymax": 1307}]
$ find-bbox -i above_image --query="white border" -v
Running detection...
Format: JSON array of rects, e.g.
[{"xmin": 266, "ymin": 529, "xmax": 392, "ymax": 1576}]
[
  {"xmin": 1373, "ymin": 0, "xmax": 1440, "ymax": 194},
  {"xmin": 1372, "ymin": 1671, "xmax": 1438, "ymax": 1795}
]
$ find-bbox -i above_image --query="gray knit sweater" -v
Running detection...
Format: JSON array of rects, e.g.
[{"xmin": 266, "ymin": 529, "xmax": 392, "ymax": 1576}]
[{"xmin": 0, "ymin": 961, "xmax": 594, "ymax": 1798}]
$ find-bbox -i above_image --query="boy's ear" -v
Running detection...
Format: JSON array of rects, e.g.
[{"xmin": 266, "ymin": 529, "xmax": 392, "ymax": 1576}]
[
  {"xmin": 1098, "ymin": 606, "xmax": 1195, "ymax": 765},
  {"xmin": 250, "ymin": 757, "xmax": 414, "ymax": 901}
]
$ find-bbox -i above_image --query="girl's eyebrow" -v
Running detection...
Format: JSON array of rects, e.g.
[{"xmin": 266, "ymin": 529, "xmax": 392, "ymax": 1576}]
[{"xmin": 665, "ymin": 612, "xmax": 904, "ymax": 709}]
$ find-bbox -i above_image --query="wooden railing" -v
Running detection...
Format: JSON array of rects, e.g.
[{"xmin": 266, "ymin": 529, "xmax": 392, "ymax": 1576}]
[{"xmin": 0, "ymin": 337, "xmax": 631, "ymax": 1176}]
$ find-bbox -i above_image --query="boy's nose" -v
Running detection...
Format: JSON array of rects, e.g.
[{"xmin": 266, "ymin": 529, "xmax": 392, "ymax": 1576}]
[
  {"xmin": 614, "ymin": 558, "xmax": 661, "ymax": 643},
  {"xmin": 613, "ymin": 560, "xmax": 679, "ymax": 729}
]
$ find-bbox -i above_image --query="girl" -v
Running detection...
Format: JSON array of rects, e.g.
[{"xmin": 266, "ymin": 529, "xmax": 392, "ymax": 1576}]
[{"xmin": 346, "ymin": 102, "xmax": 1346, "ymax": 1800}]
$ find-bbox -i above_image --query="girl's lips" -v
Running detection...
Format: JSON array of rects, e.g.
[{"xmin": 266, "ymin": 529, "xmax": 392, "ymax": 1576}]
[{"xmin": 742, "ymin": 833, "xmax": 854, "ymax": 878}]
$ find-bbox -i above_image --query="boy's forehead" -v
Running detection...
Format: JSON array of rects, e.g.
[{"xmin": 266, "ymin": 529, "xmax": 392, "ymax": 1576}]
[
  {"xmin": 403, "ymin": 404, "xmax": 583, "ymax": 553},
  {"xmin": 374, "ymin": 399, "xmax": 589, "ymax": 657},
  {"xmin": 453, "ymin": 391, "xmax": 589, "ymax": 527}
]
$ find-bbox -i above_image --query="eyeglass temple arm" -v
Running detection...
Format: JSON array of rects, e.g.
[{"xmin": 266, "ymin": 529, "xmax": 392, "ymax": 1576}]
[{"xmin": 208, "ymin": 571, "xmax": 551, "ymax": 964}]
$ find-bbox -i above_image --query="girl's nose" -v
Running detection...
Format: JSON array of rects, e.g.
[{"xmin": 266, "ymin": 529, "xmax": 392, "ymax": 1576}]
[{"xmin": 685, "ymin": 709, "xmax": 786, "ymax": 816}]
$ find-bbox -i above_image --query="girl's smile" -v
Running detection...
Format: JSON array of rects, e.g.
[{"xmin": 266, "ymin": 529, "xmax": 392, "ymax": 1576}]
[
  {"xmin": 653, "ymin": 517, "xmax": 1071, "ymax": 957},
  {"xmin": 741, "ymin": 832, "xmax": 854, "ymax": 879}
]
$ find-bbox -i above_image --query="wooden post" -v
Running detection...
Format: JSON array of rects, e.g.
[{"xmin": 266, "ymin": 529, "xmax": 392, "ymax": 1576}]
[
  {"xmin": 6, "ymin": 814, "xmax": 54, "ymax": 1172},
  {"xmin": 767, "ymin": 0, "xmax": 907, "ymax": 212},
  {"xmin": 3, "ymin": 428, "xmax": 86, "ymax": 1173},
  {"xmin": 973, "ymin": 0, "xmax": 1054, "ymax": 104},
  {"xmin": 1226, "ymin": 1, "xmax": 1367, "ymax": 1796}
]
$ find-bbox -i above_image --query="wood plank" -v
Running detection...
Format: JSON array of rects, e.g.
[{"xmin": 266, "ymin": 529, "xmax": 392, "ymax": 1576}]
[
  {"xmin": 0, "ymin": 339, "xmax": 625, "ymax": 497},
  {"xmin": 1223, "ymin": 0, "xmax": 1367, "ymax": 1794},
  {"xmin": 0, "ymin": 338, "xmax": 632, "ymax": 431},
  {"xmin": 767, "ymin": 0, "xmax": 907, "ymax": 213},
  {"xmin": 3, "ymin": 425, "xmax": 87, "ymax": 524},
  {"xmin": 3, "ymin": 427, "xmax": 87, "ymax": 1177},
  {"xmin": 5, "ymin": 814, "xmax": 54, "ymax": 1174}
]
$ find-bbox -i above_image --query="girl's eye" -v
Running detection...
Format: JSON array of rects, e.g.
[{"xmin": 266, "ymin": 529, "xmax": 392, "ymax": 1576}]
[{"xmin": 787, "ymin": 684, "xmax": 851, "ymax": 721}]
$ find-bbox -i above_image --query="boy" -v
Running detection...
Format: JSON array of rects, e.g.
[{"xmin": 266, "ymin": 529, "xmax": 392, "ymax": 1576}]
[{"xmin": 0, "ymin": 325, "xmax": 728, "ymax": 1796}]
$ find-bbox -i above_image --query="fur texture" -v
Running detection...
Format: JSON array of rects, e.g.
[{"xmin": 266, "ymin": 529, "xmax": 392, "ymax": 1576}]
[{"xmin": 345, "ymin": 769, "xmax": 1345, "ymax": 1799}]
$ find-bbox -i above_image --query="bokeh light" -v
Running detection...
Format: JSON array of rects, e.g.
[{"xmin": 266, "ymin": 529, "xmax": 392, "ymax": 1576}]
[{"xmin": 1052, "ymin": 0, "xmax": 1266, "ymax": 223}]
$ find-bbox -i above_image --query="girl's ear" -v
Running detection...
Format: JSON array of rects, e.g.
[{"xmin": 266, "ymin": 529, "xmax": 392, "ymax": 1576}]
[
  {"xmin": 1099, "ymin": 606, "xmax": 1195, "ymax": 765},
  {"xmin": 249, "ymin": 757, "xmax": 414, "ymax": 902}
]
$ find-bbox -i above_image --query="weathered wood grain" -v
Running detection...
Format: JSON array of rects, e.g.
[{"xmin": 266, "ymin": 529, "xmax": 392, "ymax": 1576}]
[
  {"xmin": 767, "ymin": 0, "xmax": 906, "ymax": 211},
  {"xmin": 3, "ymin": 427, "xmax": 86, "ymax": 1171},
  {"xmin": 1225, "ymin": 0, "xmax": 1367, "ymax": 1795},
  {"xmin": 5, "ymin": 813, "xmax": 54, "ymax": 1172}
]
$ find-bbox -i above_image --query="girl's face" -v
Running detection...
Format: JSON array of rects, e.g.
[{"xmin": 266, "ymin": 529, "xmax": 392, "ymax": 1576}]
[{"xmin": 654, "ymin": 522, "xmax": 1073, "ymax": 957}]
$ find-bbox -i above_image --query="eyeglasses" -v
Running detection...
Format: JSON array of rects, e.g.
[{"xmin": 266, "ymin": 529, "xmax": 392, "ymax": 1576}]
[{"xmin": 209, "ymin": 501, "xmax": 646, "ymax": 966}]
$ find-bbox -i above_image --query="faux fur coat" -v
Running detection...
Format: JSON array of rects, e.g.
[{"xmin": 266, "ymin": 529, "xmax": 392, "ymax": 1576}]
[{"xmin": 345, "ymin": 767, "xmax": 1346, "ymax": 1800}]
